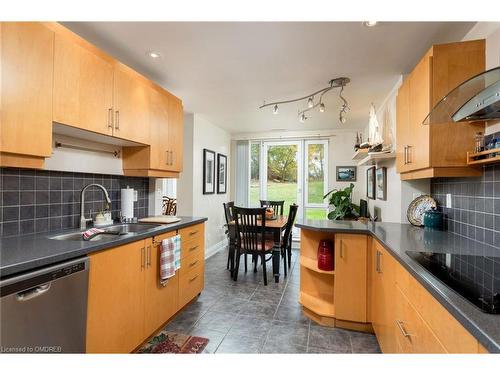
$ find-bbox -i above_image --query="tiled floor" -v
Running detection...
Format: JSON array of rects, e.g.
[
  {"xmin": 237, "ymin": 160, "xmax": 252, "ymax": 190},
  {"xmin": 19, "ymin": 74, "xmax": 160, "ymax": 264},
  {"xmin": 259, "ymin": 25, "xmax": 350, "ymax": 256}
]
[{"xmin": 164, "ymin": 247, "xmax": 381, "ymax": 354}]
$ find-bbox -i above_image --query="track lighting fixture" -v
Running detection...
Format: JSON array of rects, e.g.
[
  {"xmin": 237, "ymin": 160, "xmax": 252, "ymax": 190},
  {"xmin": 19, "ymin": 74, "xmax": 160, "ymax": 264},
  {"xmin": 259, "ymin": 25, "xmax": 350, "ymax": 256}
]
[{"xmin": 259, "ymin": 77, "xmax": 350, "ymax": 124}]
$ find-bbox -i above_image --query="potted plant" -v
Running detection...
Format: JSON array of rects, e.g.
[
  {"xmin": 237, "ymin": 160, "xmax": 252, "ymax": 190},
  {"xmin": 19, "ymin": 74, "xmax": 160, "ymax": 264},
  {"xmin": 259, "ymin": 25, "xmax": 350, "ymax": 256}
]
[{"xmin": 323, "ymin": 183, "xmax": 360, "ymax": 220}]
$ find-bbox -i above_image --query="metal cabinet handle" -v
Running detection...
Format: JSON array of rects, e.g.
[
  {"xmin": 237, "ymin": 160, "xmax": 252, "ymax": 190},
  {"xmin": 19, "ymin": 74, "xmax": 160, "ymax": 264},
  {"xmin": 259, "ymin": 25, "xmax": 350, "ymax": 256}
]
[
  {"xmin": 339, "ymin": 239, "xmax": 344, "ymax": 259},
  {"xmin": 189, "ymin": 245, "xmax": 198, "ymax": 252},
  {"xmin": 165, "ymin": 150, "xmax": 169, "ymax": 165},
  {"xmin": 115, "ymin": 110, "xmax": 120, "ymax": 130},
  {"xmin": 376, "ymin": 250, "xmax": 382, "ymax": 273},
  {"xmin": 403, "ymin": 146, "xmax": 408, "ymax": 165},
  {"xmin": 141, "ymin": 247, "xmax": 145, "ymax": 269},
  {"xmin": 396, "ymin": 320, "xmax": 412, "ymax": 338},
  {"xmin": 16, "ymin": 283, "xmax": 51, "ymax": 302},
  {"xmin": 147, "ymin": 245, "xmax": 151, "ymax": 267},
  {"xmin": 108, "ymin": 108, "xmax": 113, "ymax": 129},
  {"xmin": 406, "ymin": 145, "xmax": 412, "ymax": 164},
  {"xmin": 189, "ymin": 260, "xmax": 198, "ymax": 267},
  {"xmin": 189, "ymin": 275, "xmax": 199, "ymax": 282},
  {"xmin": 189, "ymin": 231, "xmax": 198, "ymax": 236}
]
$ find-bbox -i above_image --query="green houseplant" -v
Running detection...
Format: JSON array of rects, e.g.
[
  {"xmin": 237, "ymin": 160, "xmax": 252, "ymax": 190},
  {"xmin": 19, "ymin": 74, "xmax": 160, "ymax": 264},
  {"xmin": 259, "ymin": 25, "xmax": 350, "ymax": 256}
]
[{"xmin": 323, "ymin": 183, "xmax": 360, "ymax": 220}]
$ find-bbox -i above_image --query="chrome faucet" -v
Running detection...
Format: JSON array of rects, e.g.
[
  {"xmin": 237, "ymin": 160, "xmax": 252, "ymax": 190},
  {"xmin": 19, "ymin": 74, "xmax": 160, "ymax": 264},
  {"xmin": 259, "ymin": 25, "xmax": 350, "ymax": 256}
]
[{"xmin": 80, "ymin": 184, "xmax": 112, "ymax": 230}]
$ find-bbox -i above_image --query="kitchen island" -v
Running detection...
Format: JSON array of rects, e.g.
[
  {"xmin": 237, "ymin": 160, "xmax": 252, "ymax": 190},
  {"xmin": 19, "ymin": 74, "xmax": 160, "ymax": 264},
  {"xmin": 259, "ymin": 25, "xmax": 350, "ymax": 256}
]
[{"xmin": 295, "ymin": 219, "xmax": 500, "ymax": 353}]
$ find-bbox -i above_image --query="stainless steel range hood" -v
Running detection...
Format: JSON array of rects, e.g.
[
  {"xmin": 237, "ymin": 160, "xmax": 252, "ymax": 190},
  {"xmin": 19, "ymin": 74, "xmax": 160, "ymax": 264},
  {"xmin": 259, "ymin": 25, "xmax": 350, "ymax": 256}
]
[{"xmin": 423, "ymin": 66, "xmax": 500, "ymax": 125}]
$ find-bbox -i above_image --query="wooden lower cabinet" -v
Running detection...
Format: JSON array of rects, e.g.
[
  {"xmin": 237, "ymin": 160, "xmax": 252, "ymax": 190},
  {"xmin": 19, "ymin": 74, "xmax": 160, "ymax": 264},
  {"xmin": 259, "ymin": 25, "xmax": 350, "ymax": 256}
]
[
  {"xmin": 86, "ymin": 240, "xmax": 147, "ymax": 353},
  {"xmin": 86, "ymin": 223, "xmax": 205, "ymax": 353},
  {"xmin": 334, "ymin": 234, "xmax": 368, "ymax": 323},
  {"xmin": 369, "ymin": 238, "xmax": 485, "ymax": 354}
]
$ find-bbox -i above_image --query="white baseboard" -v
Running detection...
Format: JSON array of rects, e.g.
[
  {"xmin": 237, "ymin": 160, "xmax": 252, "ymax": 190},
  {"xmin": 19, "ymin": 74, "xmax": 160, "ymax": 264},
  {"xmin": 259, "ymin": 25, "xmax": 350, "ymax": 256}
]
[{"xmin": 205, "ymin": 238, "xmax": 228, "ymax": 259}]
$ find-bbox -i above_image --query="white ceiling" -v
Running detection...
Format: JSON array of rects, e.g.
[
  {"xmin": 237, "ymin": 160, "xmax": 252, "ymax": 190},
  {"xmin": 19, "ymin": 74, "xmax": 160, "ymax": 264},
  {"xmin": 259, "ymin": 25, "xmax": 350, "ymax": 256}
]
[{"xmin": 64, "ymin": 22, "xmax": 475, "ymax": 134}]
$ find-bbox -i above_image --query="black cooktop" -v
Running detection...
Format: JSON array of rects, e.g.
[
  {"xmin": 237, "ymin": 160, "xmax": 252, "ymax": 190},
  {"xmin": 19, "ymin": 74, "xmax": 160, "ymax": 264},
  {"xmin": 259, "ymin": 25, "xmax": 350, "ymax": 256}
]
[{"xmin": 406, "ymin": 251, "xmax": 500, "ymax": 314}]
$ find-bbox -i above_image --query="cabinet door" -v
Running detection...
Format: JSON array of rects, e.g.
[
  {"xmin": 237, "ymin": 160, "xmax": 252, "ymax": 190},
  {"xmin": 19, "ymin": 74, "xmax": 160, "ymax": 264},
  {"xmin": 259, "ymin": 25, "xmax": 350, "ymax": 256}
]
[
  {"xmin": 86, "ymin": 240, "xmax": 146, "ymax": 353},
  {"xmin": 149, "ymin": 89, "xmax": 170, "ymax": 170},
  {"xmin": 53, "ymin": 34, "xmax": 114, "ymax": 136},
  {"xmin": 396, "ymin": 78, "xmax": 410, "ymax": 173},
  {"xmin": 0, "ymin": 22, "xmax": 53, "ymax": 157},
  {"xmin": 370, "ymin": 241, "xmax": 398, "ymax": 353},
  {"xmin": 334, "ymin": 234, "xmax": 368, "ymax": 322},
  {"xmin": 144, "ymin": 235, "xmax": 179, "ymax": 335},
  {"xmin": 167, "ymin": 95, "xmax": 184, "ymax": 172},
  {"xmin": 407, "ymin": 54, "xmax": 431, "ymax": 171},
  {"xmin": 113, "ymin": 67, "xmax": 151, "ymax": 144}
]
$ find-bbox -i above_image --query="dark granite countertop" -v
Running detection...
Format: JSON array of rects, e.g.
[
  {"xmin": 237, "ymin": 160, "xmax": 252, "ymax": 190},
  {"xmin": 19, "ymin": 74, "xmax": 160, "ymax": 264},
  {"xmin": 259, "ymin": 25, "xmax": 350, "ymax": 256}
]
[
  {"xmin": 295, "ymin": 219, "xmax": 500, "ymax": 353},
  {"xmin": 0, "ymin": 217, "xmax": 207, "ymax": 278}
]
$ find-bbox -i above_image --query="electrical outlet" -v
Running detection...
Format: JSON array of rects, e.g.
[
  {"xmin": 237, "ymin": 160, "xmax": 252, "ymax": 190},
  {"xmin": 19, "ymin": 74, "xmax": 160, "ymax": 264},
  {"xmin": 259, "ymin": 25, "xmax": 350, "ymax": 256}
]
[{"xmin": 446, "ymin": 193, "xmax": 452, "ymax": 208}]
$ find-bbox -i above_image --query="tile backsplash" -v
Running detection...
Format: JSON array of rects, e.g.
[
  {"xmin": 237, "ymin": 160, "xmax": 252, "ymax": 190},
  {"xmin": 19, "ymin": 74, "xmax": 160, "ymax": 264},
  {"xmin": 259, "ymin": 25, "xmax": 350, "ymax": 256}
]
[
  {"xmin": 431, "ymin": 164, "xmax": 500, "ymax": 249},
  {"xmin": 0, "ymin": 168, "xmax": 149, "ymax": 237}
]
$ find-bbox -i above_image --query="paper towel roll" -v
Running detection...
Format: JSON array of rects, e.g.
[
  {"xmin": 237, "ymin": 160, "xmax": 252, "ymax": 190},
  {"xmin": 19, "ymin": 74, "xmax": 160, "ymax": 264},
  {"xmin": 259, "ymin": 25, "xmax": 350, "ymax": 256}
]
[{"xmin": 121, "ymin": 187, "xmax": 135, "ymax": 219}]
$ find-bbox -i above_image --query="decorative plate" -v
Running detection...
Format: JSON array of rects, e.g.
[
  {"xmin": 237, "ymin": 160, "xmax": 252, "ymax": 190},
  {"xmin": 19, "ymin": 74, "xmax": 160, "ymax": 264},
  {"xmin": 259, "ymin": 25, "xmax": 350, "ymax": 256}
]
[{"xmin": 407, "ymin": 195, "xmax": 437, "ymax": 226}]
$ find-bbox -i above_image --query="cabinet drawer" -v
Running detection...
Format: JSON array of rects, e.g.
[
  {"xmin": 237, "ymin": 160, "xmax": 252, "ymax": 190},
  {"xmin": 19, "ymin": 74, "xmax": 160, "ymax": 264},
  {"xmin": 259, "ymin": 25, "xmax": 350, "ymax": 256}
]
[
  {"xmin": 182, "ymin": 248, "xmax": 204, "ymax": 274},
  {"xmin": 179, "ymin": 223, "xmax": 204, "ymax": 242},
  {"xmin": 395, "ymin": 286, "xmax": 446, "ymax": 353},
  {"xmin": 179, "ymin": 262, "xmax": 204, "ymax": 308},
  {"xmin": 181, "ymin": 236, "xmax": 204, "ymax": 260}
]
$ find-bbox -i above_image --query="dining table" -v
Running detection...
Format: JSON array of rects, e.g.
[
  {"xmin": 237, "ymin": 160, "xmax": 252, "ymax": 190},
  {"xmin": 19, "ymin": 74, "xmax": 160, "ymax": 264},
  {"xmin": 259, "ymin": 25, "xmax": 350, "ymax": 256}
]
[{"xmin": 227, "ymin": 215, "xmax": 288, "ymax": 283}]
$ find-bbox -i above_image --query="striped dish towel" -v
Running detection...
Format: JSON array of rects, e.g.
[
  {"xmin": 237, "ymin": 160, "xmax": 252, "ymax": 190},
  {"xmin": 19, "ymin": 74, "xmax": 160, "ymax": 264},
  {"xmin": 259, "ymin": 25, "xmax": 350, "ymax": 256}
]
[{"xmin": 160, "ymin": 234, "xmax": 181, "ymax": 286}]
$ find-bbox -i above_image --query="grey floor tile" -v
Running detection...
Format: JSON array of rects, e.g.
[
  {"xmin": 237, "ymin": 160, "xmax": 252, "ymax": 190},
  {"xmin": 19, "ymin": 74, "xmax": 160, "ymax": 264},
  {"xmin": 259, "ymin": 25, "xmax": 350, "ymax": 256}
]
[
  {"xmin": 188, "ymin": 326, "xmax": 226, "ymax": 354},
  {"xmin": 265, "ymin": 320, "xmax": 310, "ymax": 347},
  {"xmin": 239, "ymin": 300, "xmax": 279, "ymax": 318},
  {"xmin": 194, "ymin": 310, "xmax": 237, "ymax": 333},
  {"xmin": 209, "ymin": 295, "xmax": 248, "ymax": 314},
  {"xmin": 274, "ymin": 304, "xmax": 310, "ymax": 324},
  {"xmin": 228, "ymin": 316, "xmax": 272, "ymax": 339},
  {"xmin": 261, "ymin": 339, "xmax": 308, "ymax": 354},
  {"xmin": 308, "ymin": 325, "xmax": 352, "ymax": 353},
  {"xmin": 307, "ymin": 346, "xmax": 352, "ymax": 354},
  {"xmin": 215, "ymin": 333, "xmax": 265, "ymax": 353},
  {"xmin": 351, "ymin": 334, "xmax": 381, "ymax": 353},
  {"xmin": 164, "ymin": 310, "xmax": 204, "ymax": 333}
]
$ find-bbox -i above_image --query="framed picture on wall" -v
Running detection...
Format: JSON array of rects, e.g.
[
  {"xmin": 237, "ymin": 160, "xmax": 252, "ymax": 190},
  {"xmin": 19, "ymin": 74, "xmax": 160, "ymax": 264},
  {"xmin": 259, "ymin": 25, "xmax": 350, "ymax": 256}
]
[
  {"xmin": 217, "ymin": 153, "xmax": 227, "ymax": 194},
  {"xmin": 376, "ymin": 167, "xmax": 387, "ymax": 200},
  {"xmin": 203, "ymin": 149, "xmax": 216, "ymax": 194},
  {"xmin": 366, "ymin": 167, "xmax": 375, "ymax": 200},
  {"xmin": 336, "ymin": 166, "xmax": 357, "ymax": 182}
]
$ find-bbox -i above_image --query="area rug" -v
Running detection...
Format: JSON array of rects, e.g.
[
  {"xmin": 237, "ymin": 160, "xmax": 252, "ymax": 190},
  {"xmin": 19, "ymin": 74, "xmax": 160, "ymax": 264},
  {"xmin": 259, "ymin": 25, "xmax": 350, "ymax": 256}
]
[{"xmin": 137, "ymin": 330, "xmax": 209, "ymax": 354}]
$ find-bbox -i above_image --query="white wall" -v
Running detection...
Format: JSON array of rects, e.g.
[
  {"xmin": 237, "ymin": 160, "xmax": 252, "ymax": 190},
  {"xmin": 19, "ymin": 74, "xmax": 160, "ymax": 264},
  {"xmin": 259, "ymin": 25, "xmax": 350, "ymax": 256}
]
[{"xmin": 178, "ymin": 114, "xmax": 231, "ymax": 256}]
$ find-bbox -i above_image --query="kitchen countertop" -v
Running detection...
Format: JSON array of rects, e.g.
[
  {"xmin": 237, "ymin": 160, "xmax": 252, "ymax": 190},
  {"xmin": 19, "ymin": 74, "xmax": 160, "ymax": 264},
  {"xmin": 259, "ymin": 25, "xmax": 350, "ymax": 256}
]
[
  {"xmin": 295, "ymin": 219, "xmax": 500, "ymax": 353},
  {"xmin": 0, "ymin": 217, "xmax": 207, "ymax": 279}
]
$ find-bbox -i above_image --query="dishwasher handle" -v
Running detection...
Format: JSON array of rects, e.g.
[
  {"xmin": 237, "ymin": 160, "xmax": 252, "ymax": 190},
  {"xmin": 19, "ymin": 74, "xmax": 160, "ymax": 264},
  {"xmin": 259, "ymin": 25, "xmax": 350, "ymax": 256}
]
[{"xmin": 15, "ymin": 283, "xmax": 51, "ymax": 302}]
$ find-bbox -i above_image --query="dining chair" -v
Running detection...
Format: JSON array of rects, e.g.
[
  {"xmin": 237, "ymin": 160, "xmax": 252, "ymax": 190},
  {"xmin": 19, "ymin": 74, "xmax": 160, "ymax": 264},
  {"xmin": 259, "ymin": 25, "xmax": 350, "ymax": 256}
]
[
  {"xmin": 223, "ymin": 201, "xmax": 235, "ymax": 270},
  {"xmin": 260, "ymin": 200, "xmax": 285, "ymax": 216},
  {"xmin": 281, "ymin": 204, "xmax": 298, "ymax": 277},
  {"xmin": 233, "ymin": 206, "xmax": 274, "ymax": 285}
]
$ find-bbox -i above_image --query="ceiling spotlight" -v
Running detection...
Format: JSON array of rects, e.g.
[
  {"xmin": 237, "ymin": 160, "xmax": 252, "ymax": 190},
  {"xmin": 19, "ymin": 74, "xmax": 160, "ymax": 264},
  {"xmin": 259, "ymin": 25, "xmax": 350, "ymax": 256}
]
[
  {"xmin": 319, "ymin": 103, "xmax": 325, "ymax": 113},
  {"xmin": 147, "ymin": 51, "xmax": 161, "ymax": 59},
  {"xmin": 363, "ymin": 21, "xmax": 378, "ymax": 27},
  {"xmin": 273, "ymin": 104, "xmax": 279, "ymax": 114},
  {"xmin": 307, "ymin": 97, "xmax": 314, "ymax": 108},
  {"xmin": 300, "ymin": 113, "xmax": 307, "ymax": 123}
]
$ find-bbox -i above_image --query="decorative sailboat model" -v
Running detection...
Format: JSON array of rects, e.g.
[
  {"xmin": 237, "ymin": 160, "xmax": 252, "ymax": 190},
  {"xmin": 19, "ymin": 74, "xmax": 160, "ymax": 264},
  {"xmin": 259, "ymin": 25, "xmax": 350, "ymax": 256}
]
[{"xmin": 367, "ymin": 103, "xmax": 392, "ymax": 154}]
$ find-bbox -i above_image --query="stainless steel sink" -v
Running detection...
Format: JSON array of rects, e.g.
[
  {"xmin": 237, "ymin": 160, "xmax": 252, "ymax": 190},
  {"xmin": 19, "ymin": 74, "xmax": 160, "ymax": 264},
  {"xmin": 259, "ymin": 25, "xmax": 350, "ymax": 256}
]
[
  {"xmin": 103, "ymin": 223, "xmax": 161, "ymax": 233},
  {"xmin": 48, "ymin": 223, "xmax": 162, "ymax": 241},
  {"xmin": 49, "ymin": 232, "xmax": 120, "ymax": 242}
]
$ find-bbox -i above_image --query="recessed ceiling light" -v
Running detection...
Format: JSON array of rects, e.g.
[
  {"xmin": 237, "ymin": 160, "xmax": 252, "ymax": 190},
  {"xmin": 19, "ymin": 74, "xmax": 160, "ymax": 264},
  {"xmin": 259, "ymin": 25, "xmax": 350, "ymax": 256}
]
[
  {"xmin": 363, "ymin": 21, "xmax": 378, "ymax": 27},
  {"xmin": 147, "ymin": 51, "xmax": 161, "ymax": 59}
]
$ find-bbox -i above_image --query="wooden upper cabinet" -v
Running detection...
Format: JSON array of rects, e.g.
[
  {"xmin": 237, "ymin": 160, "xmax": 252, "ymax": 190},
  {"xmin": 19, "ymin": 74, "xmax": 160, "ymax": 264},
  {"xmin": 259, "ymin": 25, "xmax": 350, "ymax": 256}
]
[
  {"xmin": 334, "ymin": 234, "xmax": 368, "ymax": 323},
  {"xmin": 167, "ymin": 95, "xmax": 184, "ymax": 173},
  {"xmin": 113, "ymin": 66, "xmax": 151, "ymax": 145},
  {"xmin": 396, "ymin": 78, "xmax": 410, "ymax": 174},
  {"xmin": 396, "ymin": 39, "xmax": 485, "ymax": 180},
  {"xmin": 53, "ymin": 33, "xmax": 114, "ymax": 136},
  {"xmin": 0, "ymin": 22, "xmax": 54, "ymax": 163},
  {"xmin": 150, "ymin": 89, "xmax": 170, "ymax": 170}
]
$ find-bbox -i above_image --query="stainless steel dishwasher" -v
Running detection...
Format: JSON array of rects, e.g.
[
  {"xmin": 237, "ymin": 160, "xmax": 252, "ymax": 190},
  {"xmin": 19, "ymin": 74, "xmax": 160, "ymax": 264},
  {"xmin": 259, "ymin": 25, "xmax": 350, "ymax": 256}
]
[{"xmin": 0, "ymin": 257, "xmax": 89, "ymax": 353}]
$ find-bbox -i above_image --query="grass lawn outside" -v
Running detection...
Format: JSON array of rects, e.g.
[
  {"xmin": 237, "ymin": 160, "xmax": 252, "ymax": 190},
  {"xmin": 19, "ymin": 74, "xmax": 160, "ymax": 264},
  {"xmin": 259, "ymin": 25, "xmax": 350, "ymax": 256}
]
[{"xmin": 249, "ymin": 181, "xmax": 328, "ymax": 219}]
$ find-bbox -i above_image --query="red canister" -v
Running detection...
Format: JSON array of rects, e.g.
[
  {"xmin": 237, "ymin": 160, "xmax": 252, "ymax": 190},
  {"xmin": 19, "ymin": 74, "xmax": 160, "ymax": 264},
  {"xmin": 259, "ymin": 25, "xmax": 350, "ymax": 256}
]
[{"xmin": 317, "ymin": 239, "xmax": 334, "ymax": 271}]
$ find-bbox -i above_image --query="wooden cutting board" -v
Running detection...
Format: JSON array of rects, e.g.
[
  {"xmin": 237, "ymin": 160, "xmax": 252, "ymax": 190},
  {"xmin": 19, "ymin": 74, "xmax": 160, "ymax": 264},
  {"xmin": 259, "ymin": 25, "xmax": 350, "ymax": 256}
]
[{"xmin": 138, "ymin": 216, "xmax": 181, "ymax": 224}]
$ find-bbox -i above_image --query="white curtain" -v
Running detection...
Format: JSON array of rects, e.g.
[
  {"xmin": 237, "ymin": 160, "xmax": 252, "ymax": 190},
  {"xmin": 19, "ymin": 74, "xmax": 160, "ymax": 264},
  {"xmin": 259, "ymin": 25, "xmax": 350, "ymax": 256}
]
[{"xmin": 235, "ymin": 140, "xmax": 250, "ymax": 207}]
